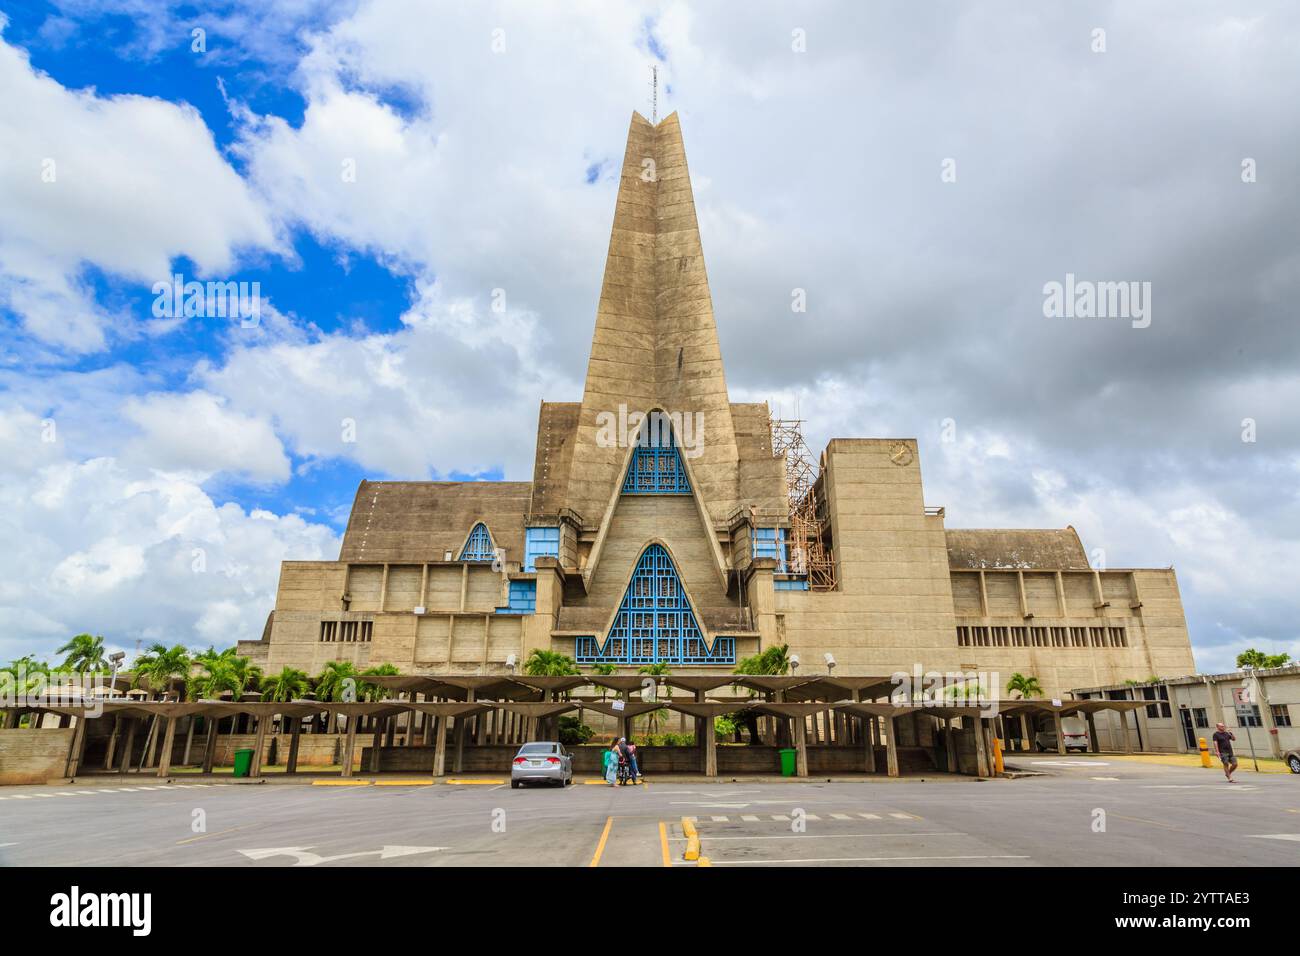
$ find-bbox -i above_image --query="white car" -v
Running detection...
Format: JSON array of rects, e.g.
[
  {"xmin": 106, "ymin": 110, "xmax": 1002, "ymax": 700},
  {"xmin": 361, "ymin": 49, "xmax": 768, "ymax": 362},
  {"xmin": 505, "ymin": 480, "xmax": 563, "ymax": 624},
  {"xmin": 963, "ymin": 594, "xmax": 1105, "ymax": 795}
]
[
  {"xmin": 1035, "ymin": 717, "xmax": 1091, "ymax": 752},
  {"xmin": 510, "ymin": 742, "xmax": 574, "ymax": 788}
]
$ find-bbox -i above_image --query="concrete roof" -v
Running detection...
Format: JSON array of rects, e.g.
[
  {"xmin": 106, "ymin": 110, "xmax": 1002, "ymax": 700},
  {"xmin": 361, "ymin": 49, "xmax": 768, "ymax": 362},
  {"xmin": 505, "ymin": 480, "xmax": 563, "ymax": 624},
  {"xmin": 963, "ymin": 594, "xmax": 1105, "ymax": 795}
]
[{"xmin": 945, "ymin": 527, "xmax": 1090, "ymax": 570}]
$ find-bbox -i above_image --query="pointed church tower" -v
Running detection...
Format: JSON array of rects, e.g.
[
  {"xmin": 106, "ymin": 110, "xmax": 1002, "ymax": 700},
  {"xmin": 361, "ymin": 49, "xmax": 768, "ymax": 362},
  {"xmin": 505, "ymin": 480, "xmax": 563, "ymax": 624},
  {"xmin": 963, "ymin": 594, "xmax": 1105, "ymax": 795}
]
[{"xmin": 565, "ymin": 112, "xmax": 740, "ymax": 525}]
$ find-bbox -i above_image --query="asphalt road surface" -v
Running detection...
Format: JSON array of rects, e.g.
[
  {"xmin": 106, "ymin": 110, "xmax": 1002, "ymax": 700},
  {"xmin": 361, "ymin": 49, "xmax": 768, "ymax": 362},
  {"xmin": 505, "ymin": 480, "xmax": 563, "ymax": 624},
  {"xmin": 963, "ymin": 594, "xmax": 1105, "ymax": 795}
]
[{"xmin": 1, "ymin": 756, "xmax": 1296, "ymax": 867}]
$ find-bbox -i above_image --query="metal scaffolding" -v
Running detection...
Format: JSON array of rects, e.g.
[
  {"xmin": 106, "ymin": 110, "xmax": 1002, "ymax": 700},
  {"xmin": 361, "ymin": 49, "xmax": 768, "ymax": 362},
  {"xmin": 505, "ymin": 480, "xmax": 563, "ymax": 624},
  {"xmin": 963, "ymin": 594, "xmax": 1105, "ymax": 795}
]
[{"xmin": 770, "ymin": 415, "xmax": 838, "ymax": 591}]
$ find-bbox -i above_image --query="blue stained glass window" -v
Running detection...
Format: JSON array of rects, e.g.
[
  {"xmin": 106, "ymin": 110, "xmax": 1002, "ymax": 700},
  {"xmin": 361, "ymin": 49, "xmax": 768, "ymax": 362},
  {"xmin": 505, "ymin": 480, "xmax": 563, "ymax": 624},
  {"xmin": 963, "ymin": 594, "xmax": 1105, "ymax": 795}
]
[
  {"xmin": 496, "ymin": 580, "xmax": 536, "ymax": 614},
  {"xmin": 459, "ymin": 523, "xmax": 495, "ymax": 561},
  {"xmin": 524, "ymin": 526, "xmax": 560, "ymax": 571},
  {"xmin": 622, "ymin": 430, "xmax": 691, "ymax": 494},
  {"xmin": 574, "ymin": 544, "xmax": 734, "ymax": 664},
  {"xmin": 752, "ymin": 527, "xmax": 787, "ymax": 572}
]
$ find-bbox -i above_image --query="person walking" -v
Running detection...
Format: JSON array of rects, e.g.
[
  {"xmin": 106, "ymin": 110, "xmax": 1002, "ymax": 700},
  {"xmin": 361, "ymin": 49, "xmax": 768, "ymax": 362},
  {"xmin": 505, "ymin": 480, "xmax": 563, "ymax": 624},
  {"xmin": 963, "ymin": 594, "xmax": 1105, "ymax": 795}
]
[
  {"xmin": 604, "ymin": 739, "xmax": 619, "ymax": 786},
  {"xmin": 1211, "ymin": 722, "xmax": 1238, "ymax": 782},
  {"xmin": 626, "ymin": 739, "xmax": 641, "ymax": 783}
]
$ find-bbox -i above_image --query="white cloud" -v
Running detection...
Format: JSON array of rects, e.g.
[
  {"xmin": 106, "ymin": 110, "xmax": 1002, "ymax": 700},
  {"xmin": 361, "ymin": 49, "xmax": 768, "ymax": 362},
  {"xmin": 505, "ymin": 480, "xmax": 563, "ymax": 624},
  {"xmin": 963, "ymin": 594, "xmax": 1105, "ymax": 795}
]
[
  {"xmin": 121, "ymin": 391, "xmax": 291, "ymax": 483},
  {"xmin": 0, "ymin": 18, "xmax": 280, "ymax": 352},
  {"xmin": 0, "ymin": 405, "xmax": 337, "ymax": 664}
]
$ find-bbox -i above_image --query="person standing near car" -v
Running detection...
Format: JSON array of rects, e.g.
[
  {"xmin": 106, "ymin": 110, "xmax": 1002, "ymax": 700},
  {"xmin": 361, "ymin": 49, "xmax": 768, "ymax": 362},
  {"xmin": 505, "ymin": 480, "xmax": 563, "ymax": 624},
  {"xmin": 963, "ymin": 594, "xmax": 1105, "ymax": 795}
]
[{"xmin": 1211, "ymin": 722, "xmax": 1238, "ymax": 782}]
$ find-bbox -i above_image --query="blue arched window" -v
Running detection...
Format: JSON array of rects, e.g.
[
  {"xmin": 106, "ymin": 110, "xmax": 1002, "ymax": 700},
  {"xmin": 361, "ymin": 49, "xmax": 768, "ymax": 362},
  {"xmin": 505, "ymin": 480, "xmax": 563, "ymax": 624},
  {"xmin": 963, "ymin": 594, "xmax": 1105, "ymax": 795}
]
[
  {"xmin": 575, "ymin": 544, "xmax": 734, "ymax": 664},
  {"xmin": 622, "ymin": 425, "xmax": 691, "ymax": 494},
  {"xmin": 459, "ymin": 523, "xmax": 495, "ymax": 562}
]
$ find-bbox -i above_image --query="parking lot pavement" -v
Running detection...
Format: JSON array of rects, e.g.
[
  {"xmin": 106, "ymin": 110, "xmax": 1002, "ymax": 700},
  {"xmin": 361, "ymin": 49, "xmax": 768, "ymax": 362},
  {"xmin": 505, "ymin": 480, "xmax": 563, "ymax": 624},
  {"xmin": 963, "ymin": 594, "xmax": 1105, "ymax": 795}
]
[{"xmin": 1, "ymin": 763, "xmax": 1296, "ymax": 867}]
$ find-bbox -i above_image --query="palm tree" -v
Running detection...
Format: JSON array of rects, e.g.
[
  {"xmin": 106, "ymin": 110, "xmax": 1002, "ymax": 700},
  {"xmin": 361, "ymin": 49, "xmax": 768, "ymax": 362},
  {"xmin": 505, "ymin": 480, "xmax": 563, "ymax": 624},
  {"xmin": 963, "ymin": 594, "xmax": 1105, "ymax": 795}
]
[
  {"xmin": 187, "ymin": 648, "xmax": 260, "ymax": 700},
  {"xmin": 55, "ymin": 634, "xmax": 108, "ymax": 673},
  {"xmin": 261, "ymin": 666, "xmax": 310, "ymax": 702},
  {"xmin": 1005, "ymin": 673, "xmax": 1043, "ymax": 700},
  {"xmin": 638, "ymin": 662, "xmax": 672, "ymax": 735},
  {"xmin": 132, "ymin": 643, "xmax": 192, "ymax": 700},
  {"xmin": 733, "ymin": 644, "xmax": 791, "ymax": 744},
  {"xmin": 314, "ymin": 660, "xmax": 359, "ymax": 702},
  {"xmin": 523, "ymin": 649, "xmax": 580, "ymax": 677},
  {"xmin": 359, "ymin": 663, "xmax": 400, "ymax": 701},
  {"xmin": 589, "ymin": 662, "xmax": 617, "ymax": 701}
]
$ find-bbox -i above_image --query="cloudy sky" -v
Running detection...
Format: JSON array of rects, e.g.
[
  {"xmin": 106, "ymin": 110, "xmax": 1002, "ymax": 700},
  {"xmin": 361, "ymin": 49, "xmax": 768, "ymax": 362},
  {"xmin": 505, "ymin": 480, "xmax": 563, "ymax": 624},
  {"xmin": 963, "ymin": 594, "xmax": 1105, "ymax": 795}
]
[{"xmin": 1, "ymin": 0, "xmax": 1296, "ymax": 673}]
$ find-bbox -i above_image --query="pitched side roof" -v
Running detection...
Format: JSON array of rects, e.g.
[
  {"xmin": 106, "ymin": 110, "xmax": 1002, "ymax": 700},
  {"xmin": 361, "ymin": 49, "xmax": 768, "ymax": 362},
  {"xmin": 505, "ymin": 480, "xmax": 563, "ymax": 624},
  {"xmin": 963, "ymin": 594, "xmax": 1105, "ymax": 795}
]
[
  {"xmin": 944, "ymin": 527, "xmax": 1090, "ymax": 570},
  {"xmin": 339, "ymin": 479, "xmax": 532, "ymax": 564}
]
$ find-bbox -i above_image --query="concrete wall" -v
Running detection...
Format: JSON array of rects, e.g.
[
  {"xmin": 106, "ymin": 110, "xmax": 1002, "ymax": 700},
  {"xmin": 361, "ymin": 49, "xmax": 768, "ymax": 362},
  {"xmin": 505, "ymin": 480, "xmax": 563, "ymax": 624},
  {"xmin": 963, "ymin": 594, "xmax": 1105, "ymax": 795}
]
[{"xmin": 0, "ymin": 728, "xmax": 73, "ymax": 784}]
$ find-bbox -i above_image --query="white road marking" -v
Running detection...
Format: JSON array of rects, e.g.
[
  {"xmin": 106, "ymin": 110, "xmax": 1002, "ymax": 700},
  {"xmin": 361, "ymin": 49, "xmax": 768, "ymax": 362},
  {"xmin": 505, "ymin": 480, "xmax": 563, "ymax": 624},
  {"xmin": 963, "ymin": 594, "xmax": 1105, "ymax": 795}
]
[
  {"xmin": 889, "ymin": 812, "xmax": 916, "ymax": 820},
  {"xmin": 770, "ymin": 814, "xmax": 790, "ymax": 821},
  {"xmin": 858, "ymin": 813, "xmax": 882, "ymax": 820},
  {"xmin": 1091, "ymin": 776, "xmax": 1120, "ymax": 781},
  {"xmin": 10, "ymin": 795, "xmax": 32, "ymax": 799},
  {"xmin": 710, "ymin": 816, "xmax": 729, "ymax": 822},
  {"xmin": 830, "ymin": 813, "xmax": 852, "ymax": 820},
  {"xmin": 741, "ymin": 815, "xmax": 760, "ymax": 822},
  {"xmin": 238, "ymin": 845, "xmax": 445, "ymax": 867},
  {"xmin": 1248, "ymin": 834, "xmax": 1300, "ymax": 843}
]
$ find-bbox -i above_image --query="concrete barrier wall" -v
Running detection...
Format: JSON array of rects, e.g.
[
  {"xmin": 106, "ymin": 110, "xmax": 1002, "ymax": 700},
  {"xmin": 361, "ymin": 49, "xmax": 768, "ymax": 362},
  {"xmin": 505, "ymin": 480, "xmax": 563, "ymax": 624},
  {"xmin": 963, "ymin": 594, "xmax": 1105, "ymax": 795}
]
[{"xmin": 0, "ymin": 728, "xmax": 73, "ymax": 785}]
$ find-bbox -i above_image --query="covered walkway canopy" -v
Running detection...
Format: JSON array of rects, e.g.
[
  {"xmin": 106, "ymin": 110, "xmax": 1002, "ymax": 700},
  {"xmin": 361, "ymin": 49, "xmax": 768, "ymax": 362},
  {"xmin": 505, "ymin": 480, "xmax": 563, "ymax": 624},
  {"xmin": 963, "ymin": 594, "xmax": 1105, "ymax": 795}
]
[{"xmin": 12, "ymin": 679, "xmax": 1159, "ymax": 780}]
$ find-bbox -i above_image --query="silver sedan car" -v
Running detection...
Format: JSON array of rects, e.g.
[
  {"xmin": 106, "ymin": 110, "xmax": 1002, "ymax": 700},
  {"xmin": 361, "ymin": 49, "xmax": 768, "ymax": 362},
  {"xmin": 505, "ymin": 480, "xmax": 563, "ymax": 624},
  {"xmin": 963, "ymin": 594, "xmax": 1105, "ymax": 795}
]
[{"xmin": 510, "ymin": 742, "xmax": 574, "ymax": 788}]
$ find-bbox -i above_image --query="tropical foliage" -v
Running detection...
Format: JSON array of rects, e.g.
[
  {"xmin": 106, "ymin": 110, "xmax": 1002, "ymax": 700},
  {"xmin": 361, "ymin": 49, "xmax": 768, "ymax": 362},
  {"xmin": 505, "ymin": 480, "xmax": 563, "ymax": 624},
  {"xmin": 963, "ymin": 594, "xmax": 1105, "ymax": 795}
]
[
  {"xmin": 523, "ymin": 648, "xmax": 580, "ymax": 676},
  {"xmin": 1236, "ymin": 648, "xmax": 1291, "ymax": 669},
  {"xmin": 132, "ymin": 643, "xmax": 192, "ymax": 699},
  {"xmin": 55, "ymin": 633, "xmax": 109, "ymax": 673},
  {"xmin": 261, "ymin": 666, "xmax": 311, "ymax": 702},
  {"xmin": 359, "ymin": 663, "xmax": 400, "ymax": 701},
  {"xmin": 188, "ymin": 647, "xmax": 261, "ymax": 700},
  {"xmin": 734, "ymin": 643, "xmax": 791, "ymax": 677},
  {"xmin": 1005, "ymin": 672, "xmax": 1043, "ymax": 700},
  {"xmin": 313, "ymin": 660, "xmax": 359, "ymax": 701}
]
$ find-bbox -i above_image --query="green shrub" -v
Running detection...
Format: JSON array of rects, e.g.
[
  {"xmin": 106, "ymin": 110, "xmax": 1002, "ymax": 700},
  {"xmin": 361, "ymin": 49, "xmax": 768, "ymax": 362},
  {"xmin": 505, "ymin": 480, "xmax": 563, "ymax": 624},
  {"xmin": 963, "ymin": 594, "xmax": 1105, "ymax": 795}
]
[{"xmin": 558, "ymin": 715, "xmax": 594, "ymax": 746}]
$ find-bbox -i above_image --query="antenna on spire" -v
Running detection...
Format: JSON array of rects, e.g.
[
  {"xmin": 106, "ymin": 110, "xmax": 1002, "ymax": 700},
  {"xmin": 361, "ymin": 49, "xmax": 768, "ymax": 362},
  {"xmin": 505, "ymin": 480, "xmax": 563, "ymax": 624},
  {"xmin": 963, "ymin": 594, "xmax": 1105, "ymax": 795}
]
[{"xmin": 650, "ymin": 64, "xmax": 658, "ymax": 124}]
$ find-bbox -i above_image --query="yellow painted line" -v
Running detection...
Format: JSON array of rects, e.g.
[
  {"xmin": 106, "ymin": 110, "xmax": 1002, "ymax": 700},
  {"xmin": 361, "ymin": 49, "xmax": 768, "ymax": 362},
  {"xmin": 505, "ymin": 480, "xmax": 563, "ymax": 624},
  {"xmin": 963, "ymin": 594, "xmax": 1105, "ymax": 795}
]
[
  {"xmin": 681, "ymin": 815, "xmax": 701, "ymax": 861},
  {"xmin": 658, "ymin": 821, "xmax": 671, "ymax": 867},
  {"xmin": 589, "ymin": 816, "xmax": 614, "ymax": 868},
  {"xmin": 312, "ymin": 779, "xmax": 371, "ymax": 786},
  {"xmin": 444, "ymin": 778, "xmax": 505, "ymax": 785},
  {"xmin": 697, "ymin": 857, "xmax": 712, "ymax": 867},
  {"xmin": 374, "ymin": 779, "xmax": 433, "ymax": 786},
  {"xmin": 583, "ymin": 780, "xmax": 609, "ymax": 785}
]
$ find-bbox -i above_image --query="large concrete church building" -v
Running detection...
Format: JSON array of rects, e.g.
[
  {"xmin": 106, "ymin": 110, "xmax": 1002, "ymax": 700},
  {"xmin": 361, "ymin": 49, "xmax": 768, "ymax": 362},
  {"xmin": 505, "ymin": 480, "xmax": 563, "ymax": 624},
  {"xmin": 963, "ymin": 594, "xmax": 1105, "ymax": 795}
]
[{"xmin": 243, "ymin": 113, "xmax": 1197, "ymax": 698}]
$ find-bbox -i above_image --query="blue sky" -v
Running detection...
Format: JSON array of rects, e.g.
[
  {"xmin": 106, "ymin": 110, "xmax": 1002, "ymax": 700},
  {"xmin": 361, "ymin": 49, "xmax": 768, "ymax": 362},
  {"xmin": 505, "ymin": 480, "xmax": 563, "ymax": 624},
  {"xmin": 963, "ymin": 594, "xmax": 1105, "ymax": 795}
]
[{"xmin": 1, "ymin": 1, "xmax": 1297, "ymax": 674}]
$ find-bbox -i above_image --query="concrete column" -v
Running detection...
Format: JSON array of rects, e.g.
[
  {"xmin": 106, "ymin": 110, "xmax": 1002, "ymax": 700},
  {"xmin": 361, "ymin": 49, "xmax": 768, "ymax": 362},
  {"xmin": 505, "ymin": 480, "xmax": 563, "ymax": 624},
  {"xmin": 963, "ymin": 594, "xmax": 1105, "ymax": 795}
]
[
  {"xmin": 1019, "ymin": 713, "xmax": 1031, "ymax": 751},
  {"xmin": 340, "ymin": 719, "xmax": 358, "ymax": 777},
  {"xmin": 1085, "ymin": 713, "xmax": 1100, "ymax": 753},
  {"xmin": 1119, "ymin": 708, "xmax": 1133, "ymax": 753},
  {"xmin": 105, "ymin": 716, "xmax": 121, "ymax": 770},
  {"xmin": 704, "ymin": 715, "xmax": 717, "ymax": 777},
  {"xmin": 64, "ymin": 715, "xmax": 89, "ymax": 778},
  {"xmin": 250, "ymin": 714, "xmax": 269, "ymax": 777},
  {"xmin": 369, "ymin": 718, "xmax": 385, "ymax": 774},
  {"xmin": 972, "ymin": 717, "xmax": 988, "ymax": 778},
  {"xmin": 884, "ymin": 715, "xmax": 899, "ymax": 778},
  {"xmin": 182, "ymin": 716, "xmax": 196, "ymax": 766},
  {"xmin": 156, "ymin": 716, "xmax": 179, "ymax": 778},
  {"xmin": 287, "ymin": 718, "xmax": 301, "ymax": 774},
  {"xmin": 202, "ymin": 717, "xmax": 218, "ymax": 774},
  {"xmin": 864, "ymin": 716, "xmax": 876, "ymax": 773},
  {"xmin": 944, "ymin": 717, "xmax": 958, "ymax": 774},
  {"xmin": 433, "ymin": 715, "xmax": 448, "ymax": 776},
  {"xmin": 794, "ymin": 716, "xmax": 809, "ymax": 777},
  {"xmin": 118, "ymin": 718, "xmax": 137, "ymax": 775},
  {"xmin": 1052, "ymin": 710, "xmax": 1066, "ymax": 755}
]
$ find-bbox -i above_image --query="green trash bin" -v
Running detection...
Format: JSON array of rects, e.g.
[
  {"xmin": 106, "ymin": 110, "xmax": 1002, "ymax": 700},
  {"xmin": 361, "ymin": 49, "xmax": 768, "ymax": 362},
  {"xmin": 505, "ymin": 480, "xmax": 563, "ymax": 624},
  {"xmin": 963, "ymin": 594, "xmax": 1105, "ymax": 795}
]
[
  {"xmin": 778, "ymin": 747, "xmax": 797, "ymax": 777},
  {"xmin": 232, "ymin": 748, "xmax": 255, "ymax": 778}
]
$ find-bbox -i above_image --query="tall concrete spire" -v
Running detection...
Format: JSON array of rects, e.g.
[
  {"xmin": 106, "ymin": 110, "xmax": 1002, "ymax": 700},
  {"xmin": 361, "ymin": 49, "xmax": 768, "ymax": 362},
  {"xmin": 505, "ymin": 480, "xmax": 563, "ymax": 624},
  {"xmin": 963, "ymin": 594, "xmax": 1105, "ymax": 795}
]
[{"xmin": 566, "ymin": 111, "xmax": 740, "ymax": 525}]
